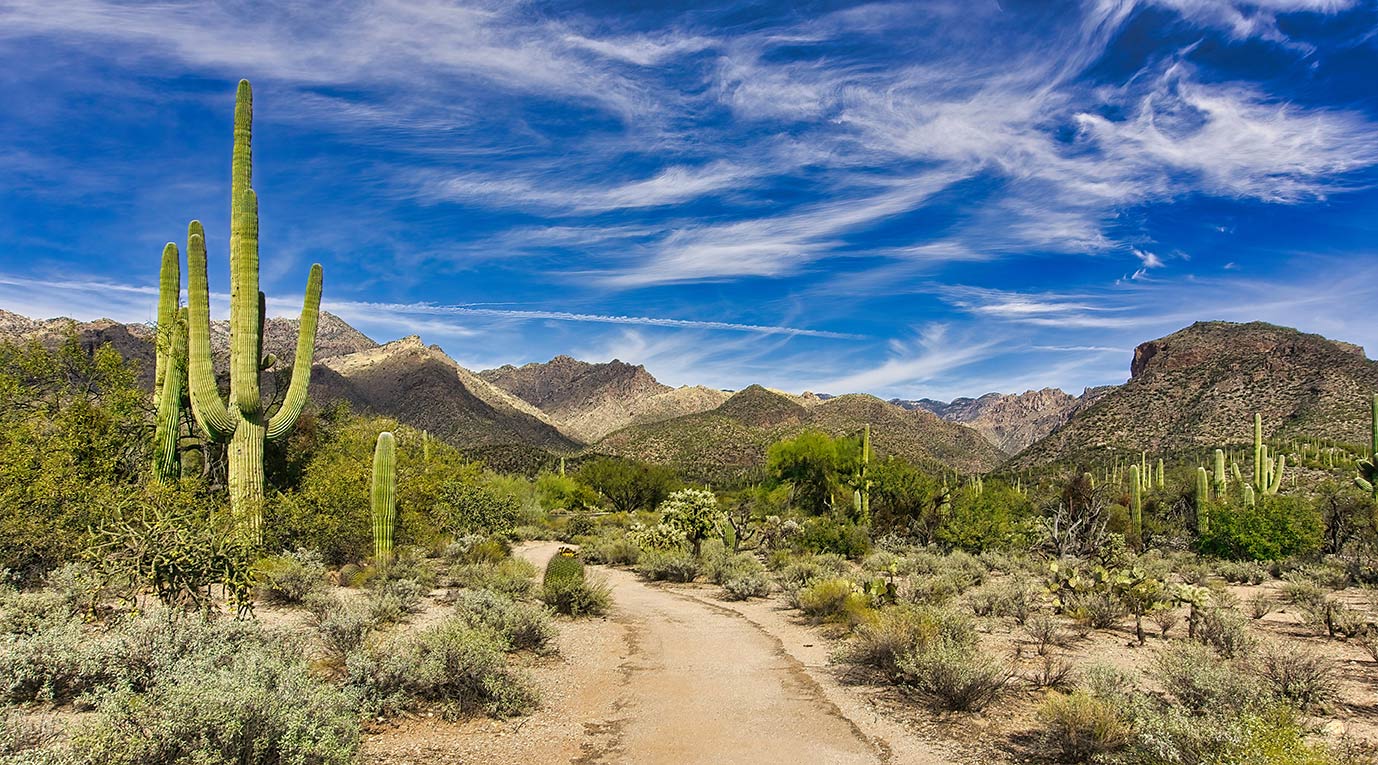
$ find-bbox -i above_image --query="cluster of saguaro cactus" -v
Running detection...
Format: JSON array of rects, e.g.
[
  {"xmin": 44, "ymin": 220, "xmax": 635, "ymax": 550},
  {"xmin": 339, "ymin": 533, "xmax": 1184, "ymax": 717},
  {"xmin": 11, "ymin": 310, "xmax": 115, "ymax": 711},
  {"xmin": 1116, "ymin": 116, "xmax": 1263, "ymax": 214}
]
[
  {"xmin": 1354, "ymin": 394, "xmax": 1378, "ymax": 499},
  {"xmin": 372, "ymin": 432, "xmax": 397, "ymax": 566},
  {"xmin": 185, "ymin": 80, "xmax": 323, "ymax": 542},
  {"xmin": 153, "ymin": 243, "xmax": 187, "ymax": 483}
]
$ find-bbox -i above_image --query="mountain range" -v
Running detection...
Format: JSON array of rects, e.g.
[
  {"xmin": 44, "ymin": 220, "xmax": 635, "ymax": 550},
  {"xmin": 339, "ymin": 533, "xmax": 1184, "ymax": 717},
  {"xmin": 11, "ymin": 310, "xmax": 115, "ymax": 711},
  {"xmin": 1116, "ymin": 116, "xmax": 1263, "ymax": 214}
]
[{"xmin": 4, "ymin": 308, "xmax": 1376, "ymax": 479}]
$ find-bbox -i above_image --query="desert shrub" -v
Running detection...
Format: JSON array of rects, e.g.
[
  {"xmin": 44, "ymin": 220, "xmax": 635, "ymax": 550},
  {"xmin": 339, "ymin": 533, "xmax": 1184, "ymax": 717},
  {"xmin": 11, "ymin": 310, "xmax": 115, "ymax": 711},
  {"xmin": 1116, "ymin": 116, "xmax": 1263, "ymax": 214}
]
[
  {"xmin": 1129, "ymin": 703, "xmax": 1340, "ymax": 765},
  {"xmin": 1299, "ymin": 560, "xmax": 1353, "ymax": 591},
  {"xmin": 346, "ymin": 618, "xmax": 536, "ymax": 719},
  {"xmin": 367, "ymin": 578, "xmax": 426, "ymax": 625},
  {"xmin": 905, "ymin": 574, "xmax": 964, "ymax": 606},
  {"xmin": 798, "ymin": 577, "xmax": 859, "ymax": 619},
  {"xmin": 1253, "ymin": 642, "xmax": 1338, "ymax": 711},
  {"xmin": 0, "ymin": 709, "xmax": 58, "ymax": 761},
  {"xmin": 579, "ymin": 532, "xmax": 640, "ymax": 566},
  {"xmin": 836, "ymin": 604, "xmax": 974, "ymax": 674},
  {"xmin": 721, "ymin": 570, "xmax": 771, "ymax": 600},
  {"xmin": 1037, "ymin": 689, "xmax": 1131, "ymax": 762},
  {"xmin": 773, "ymin": 552, "xmax": 847, "ymax": 586},
  {"xmin": 1067, "ymin": 589, "xmax": 1126, "ymax": 630},
  {"xmin": 797, "ymin": 515, "xmax": 871, "ymax": 559},
  {"xmin": 1248, "ymin": 592, "xmax": 1277, "ymax": 620},
  {"xmin": 451, "ymin": 589, "xmax": 555, "ymax": 652},
  {"xmin": 375, "ymin": 546, "xmax": 438, "ymax": 588},
  {"xmin": 541, "ymin": 575, "xmax": 611, "ymax": 617},
  {"xmin": 1152, "ymin": 642, "xmax": 1261, "ymax": 713},
  {"xmin": 896, "ymin": 639, "xmax": 1010, "ymax": 712},
  {"xmin": 1217, "ymin": 559, "xmax": 1269, "ymax": 585},
  {"xmin": 1281, "ymin": 575, "xmax": 1327, "ymax": 607},
  {"xmin": 1194, "ymin": 606, "xmax": 1254, "ymax": 657},
  {"xmin": 75, "ymin": 634, "xmax": 359, "ymax": 765},
  {"xmin": 1197, "ymin": 496, "xmax": 1323, "ymax": 561},
  {"xmin": 434, "ymin": 478, "xmax": 519, "ymax": 538},
  {"xmin": 443, "ymin": 535, "xmax": 510, "ymax": 565},
  {"xmin": 1024, "ymin": 611, "xmax": 1075, "ymax": 655},
  {"xmin": 307, "ymin": 592, "xmax": 373, "ymax": 660},
  {"xmin": 0, "ymin": 589, "xmax": 71, "ymax": 636},
  {"xmin": 1299, "ymin": 597, "xmax": 1367, "ymax": 639},
  {"xmin": 635, "ymin": 550, "xmax": 699, "ymax": 582},
  {"xmin": 1027, "ymin": 653, "xmax": 1076, "ymax": 691},
  {"xmin": 255, "ymin": 548, "xmax": 327, "ymax": 604},
  {"xmin": 449, "ymin": 557, "xmax": 537, "ymax": 598},
  {"xmin": 1149, "ymin": 604, "xmax": 1181, "ymax": 638},
  {"xmin": 43, "ymin": 562, "xmax": 105, "ymax": 617}
]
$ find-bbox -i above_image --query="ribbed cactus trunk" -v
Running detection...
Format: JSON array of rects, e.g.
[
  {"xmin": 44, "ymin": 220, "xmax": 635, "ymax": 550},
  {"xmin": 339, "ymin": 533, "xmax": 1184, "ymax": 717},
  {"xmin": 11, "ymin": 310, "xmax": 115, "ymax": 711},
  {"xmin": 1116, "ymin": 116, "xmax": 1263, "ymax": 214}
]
[
  {"xmin": 1195, "ymin": 467, "xmax": 1210, "ymax": 534},
  {"xmin": 1213, "ymin": 449, "xmax": 1227, "ymax": 497},
  {"xmin": 858, "ymin": 423, "xmax": 871, "ymax": 523},
  {"xmin": 1355, "ymin": 394, "xmax": 1378, "ymax": 498},
  {"xmin": 1129, "ymin": 464, "xmax": 1143, "ymax": 542},
  {"xmin": 153, "ymin": 243, "xmax": 186, "ymax": 483},
  {"xmin": 1250, "ymin": 413, "xmax": 1285, "ymax": 496},
  {"xmin": 185, "ymin": 80, "xmax": 323, "ymax": 544},
  {"xmin": 372, "ymin": 432, "xmax": 397, "ymax": 567}
]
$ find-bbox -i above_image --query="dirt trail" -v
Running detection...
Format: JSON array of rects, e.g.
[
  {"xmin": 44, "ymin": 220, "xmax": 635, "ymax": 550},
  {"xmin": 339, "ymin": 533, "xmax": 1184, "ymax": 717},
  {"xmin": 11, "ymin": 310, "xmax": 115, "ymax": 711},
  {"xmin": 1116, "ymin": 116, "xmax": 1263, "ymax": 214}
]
[{"xmin": 364, "ymin": 542, "xmax": 956, "ymax": 764}]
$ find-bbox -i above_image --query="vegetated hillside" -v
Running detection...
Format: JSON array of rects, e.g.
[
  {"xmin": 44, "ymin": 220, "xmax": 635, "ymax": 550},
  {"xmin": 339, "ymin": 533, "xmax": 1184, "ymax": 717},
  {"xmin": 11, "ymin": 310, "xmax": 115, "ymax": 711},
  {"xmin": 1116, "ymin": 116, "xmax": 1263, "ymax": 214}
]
[
  {"xmin": 314, "ymin": 336, "xmax": 577, "ymax": 470},
  {"xmin": 1009, "ymin": 321, "xmax": 1378, "ymax": 468},
  {"xmin": 479, "ymin": 355, "xmax": 729, "ymax": 442},
  {"xmin": 592, "ymin": 385, "xmax": 1004, "ymax": 484},
  {"xmin": 898, "ymin": 388, "xmax": 1082, "ymax": 454}
]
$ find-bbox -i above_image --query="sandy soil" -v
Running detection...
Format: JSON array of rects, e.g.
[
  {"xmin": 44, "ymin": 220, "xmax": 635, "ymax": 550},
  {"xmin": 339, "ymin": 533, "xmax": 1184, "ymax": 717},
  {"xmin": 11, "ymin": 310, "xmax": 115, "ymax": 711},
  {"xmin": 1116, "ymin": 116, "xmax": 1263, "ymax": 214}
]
[{"xmin": 362, "ymin": 542, "xmax": 958, "ymax": 764}]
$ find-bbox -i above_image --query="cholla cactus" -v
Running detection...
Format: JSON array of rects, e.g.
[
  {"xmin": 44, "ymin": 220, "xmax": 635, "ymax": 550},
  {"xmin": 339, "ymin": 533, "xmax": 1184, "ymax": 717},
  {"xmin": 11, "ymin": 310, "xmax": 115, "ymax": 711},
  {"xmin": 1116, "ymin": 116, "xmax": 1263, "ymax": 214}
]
[
  {"xmin": 372, "ymin": 432, "xmax": 397, "ymax": 566},
  {"xmin": 184, "ymin": 80, "xmax": 323, "ymax": 542}
]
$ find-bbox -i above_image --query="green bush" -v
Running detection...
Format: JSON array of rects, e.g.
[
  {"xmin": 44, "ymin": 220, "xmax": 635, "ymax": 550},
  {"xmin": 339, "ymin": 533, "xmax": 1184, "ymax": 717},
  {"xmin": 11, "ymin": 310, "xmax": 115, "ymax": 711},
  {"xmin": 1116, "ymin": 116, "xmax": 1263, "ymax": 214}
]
[
  {"xmin": 346, "ymin": 617, "xmax": 536, "ymax": 719},
  {"xmin": 797, "ymin": 577, "xmax": 863, "ymax": 620},
  {"xmin": 1152, "ymin": 642, "xmax": 1261, "ymax": 713},
  {"xmin": 895, "ymin": 638, "xmax": 1010, "ymax": 711},
  {"xmin": 1253, "ymin": 642, "xmax": 1338, "ymax": 711},
  {"xmin": 635, "ymin": 550, "xmax": 699, "ymax": 582},
  {"xmin": 74, "ymin": 634, "xmax": 359, "ymax": 765},
  {"xmin": 255, "ymin": 548, "xmax": 327, "ymax": 604},
  {"xmin": 798, "ymin": 515, "xmax": 871, "ymax": 559},
  {"xmin": 835, "ymin": 604, "xmax": 974, "ymax": 674},
  {"xmin": 306, "ymin": 592, "xmax": 374, "ymax": 661},
  {"xmin": 367, "ymin": 578, "xmax": 426, "ymax": 625},
  {"xmin": 541, "ymin": 575, "xmax": 611, "ymax": 617},
  {"xmin": 1197, "ymin": 496, "xmax": 1324, "ymax": 561},
  {"xmin": 1037, "ymin": 689, "xmax": 1131, "ymax": 762},
  {"xmin": 449, "ymin": 557, "xmax": 537, "ymax": 598},
  {"xmin": 451, "ymin": 589, "xmax": 556, "ymax": 652},
  {"xmin": 579, "ymin": 533, "xmax": 641, "ymax": 566}
]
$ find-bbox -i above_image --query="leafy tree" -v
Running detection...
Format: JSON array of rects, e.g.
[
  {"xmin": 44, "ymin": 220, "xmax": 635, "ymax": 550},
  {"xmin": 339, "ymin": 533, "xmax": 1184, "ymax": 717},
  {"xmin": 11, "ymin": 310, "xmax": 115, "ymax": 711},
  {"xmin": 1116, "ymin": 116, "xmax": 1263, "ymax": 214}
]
[
  {"xmin": 868, "ymin": 458, "xmax": 942, "ymax": 540},
  {"xmin": 0, "ymin": 335, "xmax": 148, "ymax": 574},
  {"xmin": 658, "ymin": 488, "xmax": 723, "ymax": 555},
  {"xmin": 938, "ymin": 482, "xmax": 1035, "ymax": 552},
  {"xmin": 766, "ymin": 430, "xmax": 847, "ymax": 514},
  {"xmin": 578, "ymin": 458, "xmax": 677, "ymax": 513},
  {"xmin": 535, "ymin": 471, "xmax": 601, "ymax": 512},
  {"xmin": 1197, "ymin": 495, "xmax": 1323, "ymax": 560},
  {"xmin": 434, "ymin": 476, "xmax": 519, "ymax": 537}
]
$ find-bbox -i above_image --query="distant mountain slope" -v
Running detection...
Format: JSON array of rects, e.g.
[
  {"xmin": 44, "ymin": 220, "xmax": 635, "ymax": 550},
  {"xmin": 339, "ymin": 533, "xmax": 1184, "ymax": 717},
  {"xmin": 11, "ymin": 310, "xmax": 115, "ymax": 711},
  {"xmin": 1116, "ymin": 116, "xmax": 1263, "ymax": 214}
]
[
  {"xmin": 314, "ymin": 337, "xmax": 578, "ymax": 459},
  {"xmin": 592, "ymin": 385, "xmax": 1004, "ymax": 483},
  {"xmin": 480, "ymin": 355, "xmax": 730, "ymax": 442},
  {"xmin": 1009, "ymin": 321, "xmax": 1378, "ymax": 468},
  {"xmin": 897, "ymin": 388, "xmax": 1082, "ymax": 454}
]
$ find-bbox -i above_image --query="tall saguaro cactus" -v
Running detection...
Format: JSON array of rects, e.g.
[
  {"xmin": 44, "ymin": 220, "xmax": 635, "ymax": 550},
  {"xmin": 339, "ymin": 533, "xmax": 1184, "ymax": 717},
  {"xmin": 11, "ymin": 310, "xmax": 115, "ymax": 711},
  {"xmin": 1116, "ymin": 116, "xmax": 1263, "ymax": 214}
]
[
  {"xmin": 186, "ymin": 80, "xmax": 324, "ymax": 542},
  {"xmin": 1355, "ymin": 394, "xmax": 1378, "ymax": 499},
  {"xmin": 1195, "ymin": 467, "xmax": 1210, "ymax": 534},
  {"xmin": 372, "ymin": 432, "xmax": 397, "ymax": 567},
  {"xmin": 1250, "ymin": 413, "xmax": 1285, "ymax": 496},
  {"xmin": 153, "ymin": 243, "xmax": 187, "ymax": 483},
  {"xmin": 855, "ymin": 423, "xmax": 872, "ymax": 523},
  {"xmin": 1129, "ymin": 464, "xmax": 1143, "ymax": 541}
]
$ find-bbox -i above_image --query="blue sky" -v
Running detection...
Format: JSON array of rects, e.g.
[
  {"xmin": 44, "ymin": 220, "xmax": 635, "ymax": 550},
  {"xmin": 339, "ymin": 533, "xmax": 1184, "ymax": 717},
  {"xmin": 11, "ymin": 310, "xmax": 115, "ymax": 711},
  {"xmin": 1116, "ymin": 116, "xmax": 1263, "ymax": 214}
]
[{"xmin": 1, "ymin": 1, "xmax": 1376, "ymax": 401}]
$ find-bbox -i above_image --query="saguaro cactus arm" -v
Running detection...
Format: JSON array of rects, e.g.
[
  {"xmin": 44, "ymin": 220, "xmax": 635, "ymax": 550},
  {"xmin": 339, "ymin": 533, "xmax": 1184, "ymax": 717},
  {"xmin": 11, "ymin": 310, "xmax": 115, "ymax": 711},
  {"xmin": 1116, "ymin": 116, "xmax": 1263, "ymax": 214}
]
[
  {"xmin": 266, "ymin": 263, "xmax": 323, "ymax": 441},
  {"xmin": 153, "ymin": 243, "xmax": 185, "ymax": 483},
  {"xmin": 185, "ymin": 222, "xmax": 238, "ymax": 440}
]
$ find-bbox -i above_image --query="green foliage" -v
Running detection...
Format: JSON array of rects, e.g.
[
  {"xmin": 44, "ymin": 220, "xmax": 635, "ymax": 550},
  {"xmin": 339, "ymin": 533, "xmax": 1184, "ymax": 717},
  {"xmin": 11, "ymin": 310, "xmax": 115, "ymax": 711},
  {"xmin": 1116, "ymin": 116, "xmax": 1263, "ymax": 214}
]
[
  {"xmin": 578, "ymin": 458, "xmax": 677, "ymax": 513},
  {"xmin": 0, "ymin": 336, "xmax": 147, "ymax": 575},
  {"xmin": 1037, "ymin": 689, "xmax": 1131, "ymax": 762},
  {"xmin": 635, "ymin": 550, "xmax": 700, "ymax": 582},
  {"xmin": 451, "ymin": 589, "xmax": 556, "ymax": 652},
  {"xmin": 435, "ymin": 475, "xmax": 519, "ymax": 538},
  {"xmin": 346, "ymin": 617, "xmax": 537, "ymax": 719},
  {"xmin": 797, "ymin": 577, "xmax": 863, "ymax": 619},
  {"xmin": 254, "ymin": 548, "xmax": 327, "ymax": 604},
  {"xmin": 1197, "ymin": 495, "xmax": 1324, "ymax": 560},
  {"xmin": 541, "ymin": 575, "xmax": 611, "ymax": 617},
  {"xmin": 535, "ymin": 472, "xmax": 600, "ymax": 512},
  {"xmin": 657, "ymin": 488, "xmax": 723, "ymax": 554},
  {"xmin": 797, "ymin": 514, "xmax": 872, "ymax": 558},
  {"xmin": 766, "ymin": 430, "xmax": 848, "ymax": 514},
  {"xmin": 937, "ymin": 482, "xmax": 1035, "ymax": 552},
  {"xmin": 835, "ymin": 603, "xmax": 975, "ymax": 675},
  {"xmin": 895, "ymin": 638, "xmax": 1010, "ymax": 712}
]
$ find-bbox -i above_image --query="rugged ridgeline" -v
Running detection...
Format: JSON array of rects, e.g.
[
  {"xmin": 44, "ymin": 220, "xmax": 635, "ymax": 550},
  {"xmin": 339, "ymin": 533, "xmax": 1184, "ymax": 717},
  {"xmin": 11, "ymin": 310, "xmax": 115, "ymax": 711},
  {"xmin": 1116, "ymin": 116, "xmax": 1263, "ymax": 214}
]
[
  {"xmin": 1009, "ymin": 321, "xmax": 1378, "ymax": 468},
  {"xmin": 0, "ymin": 309, "xmax": 573, "ymax": 471},
  {"xmin": 895, "ymin": 388, "xmax": 1086, "ymax": 454},
  {"xmin": 479, "ymin": 355, "xmax": 730, "ymax": 442},
  {"xmin": 312, "ymin": 336, "xmax": 577, "ymax": 469},
  {"xmin": 592, "ymin": 385, "xmax": 1005, "ymax": 484}
]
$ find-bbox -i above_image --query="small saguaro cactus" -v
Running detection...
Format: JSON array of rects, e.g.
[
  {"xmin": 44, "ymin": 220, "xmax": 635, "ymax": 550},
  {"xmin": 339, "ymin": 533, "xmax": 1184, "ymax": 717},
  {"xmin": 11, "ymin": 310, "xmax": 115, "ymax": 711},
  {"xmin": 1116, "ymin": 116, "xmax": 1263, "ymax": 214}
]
[
  {"xmin": 185, "ymin": 80, "xmax": 323, "ymax": 542},
  {"xmin": 1129, "ymin": 464, "xmax": 1143, "ymax": 541},
  {"xmin": 1213, "ymin": 449, "xmax": 1228, "ymax": 497},
  {"xmin": 153, "ymin": 243, "xmax": 187, "ymax": 483},
  {"xmin": 1156, "ymin": 458, "xmax": 1164, "ymax": 490},
  {"xmin": 1195, "ymin": 467, "xmax": 1210, "ymax": 534},
  {"xmin": 1250, "ymin": 413, "xmax": 1285, "ymax": 496},
  {"xmin": 858, "ymin": 423, "xmax": 872, "ymax": 522},
  {"xmin": 372, "ymin": 432, "xmax": 397, "ymax": 567}
]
